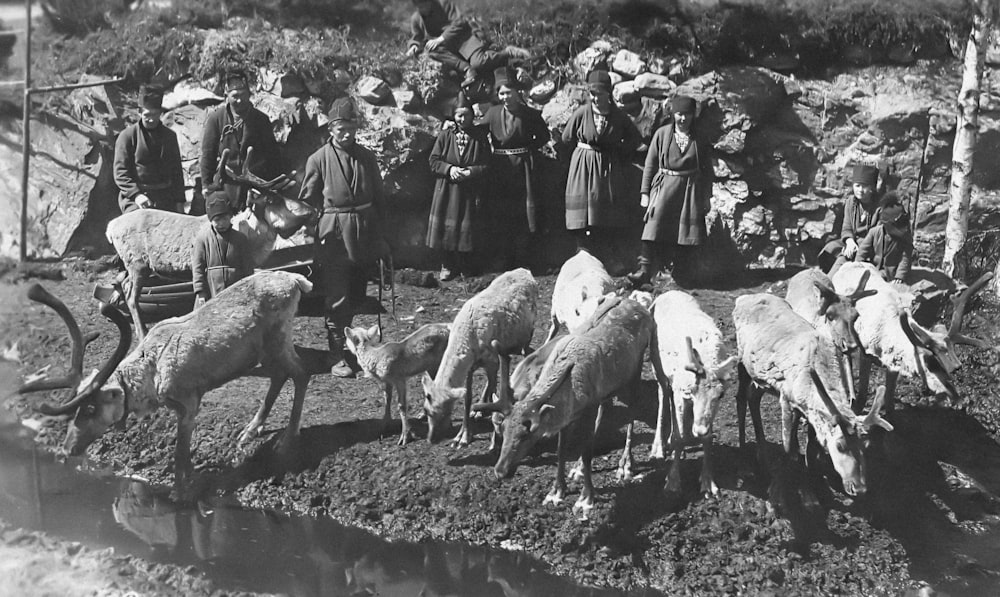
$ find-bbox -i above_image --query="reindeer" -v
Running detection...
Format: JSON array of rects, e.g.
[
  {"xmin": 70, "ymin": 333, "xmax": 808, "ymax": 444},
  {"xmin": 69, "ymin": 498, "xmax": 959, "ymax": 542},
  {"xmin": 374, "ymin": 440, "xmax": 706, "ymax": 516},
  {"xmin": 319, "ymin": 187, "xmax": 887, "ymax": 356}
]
[
  {"xmin": 545, "ymin": 249, "xmax": 614, "ymax": 343},
  {"xmin": 106, "ymin": 147, "xmax": 314, "ymax": 339},
  {"xmin": 18, "ymin": 271, "xmax": 313, "ymax": 498},
  {"xmin": 831, "ymin": 262, "xmax": 992, "ymax": 413},
  {"xmin": 733, "ymin": 293, "xmax": 892, "ymax": 497}
]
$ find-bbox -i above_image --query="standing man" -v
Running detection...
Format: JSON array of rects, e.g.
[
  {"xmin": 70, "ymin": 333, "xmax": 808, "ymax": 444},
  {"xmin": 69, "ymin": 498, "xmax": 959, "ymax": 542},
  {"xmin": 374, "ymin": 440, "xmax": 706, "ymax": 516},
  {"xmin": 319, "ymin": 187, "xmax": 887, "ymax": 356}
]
[
  {"xmin": 114, "ymin": 85, "xmax": 185, "ymax": 213},
  {"xmin": 482, "ymin": 66, "xmax": 550, "ymax": 270},
  {"xmin": 299, "ymin": 98, "xmax": 388, "ymax": 378},
  {"xmin": 200, "ymin": 71, "xmax": 283, "ymax": 212},
  {"xmin": 405, "ymin": 0, "xmax": 529, "ymax": 91}
]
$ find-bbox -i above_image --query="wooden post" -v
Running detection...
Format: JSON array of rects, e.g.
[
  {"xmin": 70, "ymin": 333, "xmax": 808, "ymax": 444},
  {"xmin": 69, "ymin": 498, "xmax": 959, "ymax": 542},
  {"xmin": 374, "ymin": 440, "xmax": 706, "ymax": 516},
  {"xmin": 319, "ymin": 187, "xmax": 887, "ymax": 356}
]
[{"xmin": 19, "ymin": 0, "xmax": 31, "ymax": 262}]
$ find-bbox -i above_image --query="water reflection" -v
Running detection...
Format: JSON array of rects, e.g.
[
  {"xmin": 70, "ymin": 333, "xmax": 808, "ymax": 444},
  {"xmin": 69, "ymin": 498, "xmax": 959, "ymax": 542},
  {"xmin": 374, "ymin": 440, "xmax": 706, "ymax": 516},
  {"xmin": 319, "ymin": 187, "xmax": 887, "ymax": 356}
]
[{"xmin": 0, "ymin": 428, "xmax": 655, "ymax": 597}]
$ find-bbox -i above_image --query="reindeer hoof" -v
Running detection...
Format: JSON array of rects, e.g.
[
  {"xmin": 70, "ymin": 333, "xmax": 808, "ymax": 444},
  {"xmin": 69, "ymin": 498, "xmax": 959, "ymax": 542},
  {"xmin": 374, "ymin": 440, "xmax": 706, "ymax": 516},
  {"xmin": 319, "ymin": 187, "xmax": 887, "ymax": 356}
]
[
  {"xmin": 616, "ymin": 466, "xmax": 634, "ymax": 483},
  {"xmin": 701, "ymin": 481, "xmax": 720, "ymax": 499},
  {"xmin": 572, "ymin": 496, "xmax": 594, "ymax": 516},
  {"xmin": 449, "ymin": 430, "xmax": 471, "ymax": 448},
  {"xmin": 542, "ymin": 491, "xmax": 564, "ymax": 506},
  {"xmin": 237, "ymin": 423, "xmax": 262, "ymax": 446}
]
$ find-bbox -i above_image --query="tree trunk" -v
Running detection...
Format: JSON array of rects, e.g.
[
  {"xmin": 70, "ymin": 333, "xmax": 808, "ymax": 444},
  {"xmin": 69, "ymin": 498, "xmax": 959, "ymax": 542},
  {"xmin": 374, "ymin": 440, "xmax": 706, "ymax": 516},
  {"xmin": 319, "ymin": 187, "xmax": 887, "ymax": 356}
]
[{"xmin": 943, "ymin": 10, "xmax": 990, "ymax": 279}]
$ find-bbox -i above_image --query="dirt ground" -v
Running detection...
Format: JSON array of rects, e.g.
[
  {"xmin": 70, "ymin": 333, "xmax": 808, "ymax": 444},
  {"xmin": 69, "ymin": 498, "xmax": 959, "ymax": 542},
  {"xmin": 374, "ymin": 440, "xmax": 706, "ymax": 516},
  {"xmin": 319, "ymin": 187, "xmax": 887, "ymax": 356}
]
[{"xmin": 2, "ymin": 259, "xmax": 1000, "ymax": 596}]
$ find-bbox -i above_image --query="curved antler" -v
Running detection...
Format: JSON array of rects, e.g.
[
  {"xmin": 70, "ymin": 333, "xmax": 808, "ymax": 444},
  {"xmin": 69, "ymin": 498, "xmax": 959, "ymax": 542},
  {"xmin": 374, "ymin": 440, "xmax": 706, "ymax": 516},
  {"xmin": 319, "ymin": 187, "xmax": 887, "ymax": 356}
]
[
  {"xmin": 948, "ymin": 272, "xmax": 994, "ymax": 347},
  {"xmin": 18, "ymin": 284, "xmax": 85, "ymax": 394},
  {"xmin": 846, "ymin": 269, "xmax": 877, "ymax": 302},
  {"xmin": 224, "ymin": 146, "xmax": 297, "ymax": 193},
  {"xmin": 809, "ymin": 368, "xmax": 851, "ymax": 436},
  {"xmin": 684, "ymin": 336, "xmax": 705, "ymax": 376},
  {"xmin": 862, "ymin": 386, "xmax": 894, "ymax": 432}
]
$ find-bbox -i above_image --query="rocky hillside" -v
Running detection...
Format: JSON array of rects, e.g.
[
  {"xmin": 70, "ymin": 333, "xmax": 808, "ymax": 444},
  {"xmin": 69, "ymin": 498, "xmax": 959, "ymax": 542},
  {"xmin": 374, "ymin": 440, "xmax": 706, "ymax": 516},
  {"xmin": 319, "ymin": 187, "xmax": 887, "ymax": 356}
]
[{"xmin": 2, "ymin": 0, "xmax": 998, "ymax": 279}]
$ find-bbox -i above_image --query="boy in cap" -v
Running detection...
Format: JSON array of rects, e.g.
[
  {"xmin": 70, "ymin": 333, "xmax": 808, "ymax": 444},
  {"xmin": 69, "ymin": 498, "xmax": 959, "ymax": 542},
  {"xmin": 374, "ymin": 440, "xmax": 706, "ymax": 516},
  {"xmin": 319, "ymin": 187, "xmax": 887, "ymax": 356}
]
[
  {"xmin": 299, "ymin": 97, "xmax": 388, "ymax": 377},
  {"xmin": 200, "ymin": 71, "xmax": 284, "ymax": 212},
  {"xmin": 405, "ymin": 0, "xmax": 529, "ymax": 90},
  {"xmin": 114, "ymin": 85, "xmax": 185, "ymax": 213},
  {"xmin": 192, "ymin": 188, "xmax": 253, "ymax": 307},
  {"xmin": 820, "ymin": 162, "xmax": 883, "ymax": 275},
  {"xmin": 856, "ymin": 191, "xmax": 913, "ymax": 285}
]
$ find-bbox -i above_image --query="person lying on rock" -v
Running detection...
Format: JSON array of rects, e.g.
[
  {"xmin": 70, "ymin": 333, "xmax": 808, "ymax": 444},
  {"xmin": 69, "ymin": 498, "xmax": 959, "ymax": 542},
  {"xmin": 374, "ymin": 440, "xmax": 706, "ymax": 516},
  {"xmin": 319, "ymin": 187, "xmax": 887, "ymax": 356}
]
[
  {"xmin": 192, "ymin": 189, "xmax": 253, "ymax": 308},
  {"xmin": 114, "ymin": 85, "xmax": 185, "ymax": 214},
  {"xmin": 819, "ymin": 162, "xmax": 883, "ymax": 276},
  {"xmin": 856, "ymin": 191, "xmax": 913, "ymax": 286},
  {"xmin": 405, "ymin": 0, "xmax": 529, "ymax": 93}
]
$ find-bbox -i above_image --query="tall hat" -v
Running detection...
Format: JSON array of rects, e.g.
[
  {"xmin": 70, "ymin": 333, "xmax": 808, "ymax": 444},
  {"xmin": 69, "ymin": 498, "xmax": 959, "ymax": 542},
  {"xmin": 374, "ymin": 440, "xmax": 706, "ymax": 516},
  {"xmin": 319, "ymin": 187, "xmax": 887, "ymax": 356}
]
[
  {"xmin": 878, "ymin": 191, "xmax": 909, "ymax": 238},
  {"xmin": 454, "ymin": 90, "xmax": 473, "ymax": 115},
  {"xmin": 327, "ymin": 97, "xmax": 361, "ymax": 123},
  {"xmin": 493, "ymin": 66, "xmax": 519, "ymax": 91},
  {"xmin": 670, "ymin": 94, "xmax": 697, "ymax": 114},
  {"xmin": 586, "ymin": 69, "xmax": 613, "ymax": 94},
  {"xmin": 139, "ymin": 85, "xmax": 164, "ymax": 111},
  {"xmin": 222, "ymin": 70, "xmax": 250, "ymax": 91},
  {"xmin": 851, "ymin": 163, "xmax": 879, "ymax": 187}
]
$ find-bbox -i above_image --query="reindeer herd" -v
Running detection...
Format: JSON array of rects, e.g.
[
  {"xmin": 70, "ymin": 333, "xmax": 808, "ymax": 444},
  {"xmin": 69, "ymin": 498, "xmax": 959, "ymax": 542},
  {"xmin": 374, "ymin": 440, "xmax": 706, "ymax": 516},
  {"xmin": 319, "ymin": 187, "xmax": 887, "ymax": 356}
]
[{"xmin": 16, "ymin": 246, "xmax": 991, "ymax": 513}]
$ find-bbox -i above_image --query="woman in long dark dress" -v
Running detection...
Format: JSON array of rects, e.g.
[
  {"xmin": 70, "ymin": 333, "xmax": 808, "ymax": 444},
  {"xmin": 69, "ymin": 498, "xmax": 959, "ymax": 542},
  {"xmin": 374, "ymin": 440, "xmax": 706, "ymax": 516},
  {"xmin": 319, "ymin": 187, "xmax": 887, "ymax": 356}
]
[
  {"xmin": 426, "ymin": 92, "xmax": 492, "ymax": 280},
  {"xmin": 562, "ymin": 69, "xmax": 642, "ymax": 254},
  {"xmin": 628, "ymin": 95, "xmax": 714, "ymax": 287}
]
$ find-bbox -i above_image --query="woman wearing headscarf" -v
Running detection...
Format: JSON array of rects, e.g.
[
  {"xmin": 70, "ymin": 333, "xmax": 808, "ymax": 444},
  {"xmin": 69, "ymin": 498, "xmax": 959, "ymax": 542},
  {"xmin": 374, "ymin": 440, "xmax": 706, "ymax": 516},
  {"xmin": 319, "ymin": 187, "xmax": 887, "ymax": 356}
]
[
  {"xmin": 482, "ymin": 66, "xmax": 550, "ymax": 269},
  {"xmin": 628, "ymin": 94, "xmax": 714, "ymax": 288},
  {"xmin": 562, "ymin": 69, "xmax": 642, "ymax": 254},
  {"xmin": 426, "ymin": 91, "xmax": 492, "ymax": 281}
]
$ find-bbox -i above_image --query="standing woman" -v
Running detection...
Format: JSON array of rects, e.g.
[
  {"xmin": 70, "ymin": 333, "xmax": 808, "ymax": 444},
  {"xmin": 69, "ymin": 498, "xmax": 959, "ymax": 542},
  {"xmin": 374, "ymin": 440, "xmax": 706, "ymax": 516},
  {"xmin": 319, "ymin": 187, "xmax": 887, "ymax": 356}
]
[
  {"xmin": 426, "ymin": 92, "xmax": 492, "ymax": 281},
  {"xmin": 562, "ymin": 69, "xmax": 642, "ymax": 254},
  {"xmin": 628, "ymin": 95, "xmax": 713, "ymax": 288},
  {"xmin": 482, "ymin": 66, "xmax": 550, "ymax": 269}
]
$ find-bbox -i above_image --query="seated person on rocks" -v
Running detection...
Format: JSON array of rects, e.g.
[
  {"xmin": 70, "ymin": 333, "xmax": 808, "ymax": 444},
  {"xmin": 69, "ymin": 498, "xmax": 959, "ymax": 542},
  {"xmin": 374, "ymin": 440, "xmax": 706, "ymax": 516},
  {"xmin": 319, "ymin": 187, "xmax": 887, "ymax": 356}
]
[
  {"xmin": 114, "ymin": 85, "xmax": 185, "ymax": 213},
  {"xmin": 819, "ymin": 162, "xmax": 883, "ymax": 276},
  {"xmin": 405, "ymin": 0, "xmax": 529, "ymax": 91},
  {"xmin": 856, "ymin": 191, "xmax": 913, "ymax": 286},
  {"xmin": 192, "ymin": 189, "xmax": 254, "ymax": 308}
]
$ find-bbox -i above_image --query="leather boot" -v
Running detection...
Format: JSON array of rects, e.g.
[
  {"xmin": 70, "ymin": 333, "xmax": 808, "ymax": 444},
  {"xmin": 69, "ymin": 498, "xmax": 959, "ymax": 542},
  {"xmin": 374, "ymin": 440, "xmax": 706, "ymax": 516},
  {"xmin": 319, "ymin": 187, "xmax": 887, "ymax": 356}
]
[
  {"xmin": 326, "ymin": 327, "xmax": 357, "ymax": 379},
  {"xmin": 627, "ymin": 242, "xmax": 657, "ymax": 288}
]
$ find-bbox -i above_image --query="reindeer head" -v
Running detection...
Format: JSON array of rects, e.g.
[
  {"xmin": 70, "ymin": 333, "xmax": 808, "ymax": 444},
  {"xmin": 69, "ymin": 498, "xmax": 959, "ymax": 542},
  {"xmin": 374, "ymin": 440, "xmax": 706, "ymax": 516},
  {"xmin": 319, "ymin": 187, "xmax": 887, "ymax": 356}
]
[
  {"xmin": 895, "ymin": 272, "xmax": 992, "ymax": 400},
  {"xmin": 810, "ymin": 368, "xmax": 892, "ymax": 496},
  {"xmin": 422, "ymin": 373, "xmax": 464, "ymax": 443},
  {"xmin": 679, "ymin": 337, "xmax": 738, "ymax": 438},
  {"xmin": 813, "ymin": 269, "xmax": 876, "ymax": 354},
  {"xmin": 494, "ymin": 364, "xmax": 571, "ymax": 479},
  {"xmin": 18, "ymin": 284, "xmax": 133, "ymax": 458}
]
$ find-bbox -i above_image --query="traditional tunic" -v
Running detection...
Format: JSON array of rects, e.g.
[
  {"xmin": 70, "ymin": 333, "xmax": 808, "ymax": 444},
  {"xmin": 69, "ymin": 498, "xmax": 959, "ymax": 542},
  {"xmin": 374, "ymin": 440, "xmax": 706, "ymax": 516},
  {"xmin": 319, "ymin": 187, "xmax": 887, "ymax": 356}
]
[
  {"xmin": 562, "ymin": 104, "xmax": 641, "ymax": 230},
  {"xmin": 483, "ymin": 103, "xmax": 550, "ymax": 233},
  {"xmin": 191, "ymin": 223, "xmax": 253, "ymax": 299},
  {"xmin": 426, "ymin": 124, "xmax": 491, "ymax": 252},
  {"xmin": 857, "ymin": 224, "xmax": 913, "ymax": 282},
  {"xmin": 114, "ymin": 121, "xmax": 185, "ymax": 213},
  {"xmin": 640, "ymin": 123, "xmax": 713, "ymax": 245},
  {"xmin": 200, "ymin": 103, "xmax": 283, "ymax": 210}
]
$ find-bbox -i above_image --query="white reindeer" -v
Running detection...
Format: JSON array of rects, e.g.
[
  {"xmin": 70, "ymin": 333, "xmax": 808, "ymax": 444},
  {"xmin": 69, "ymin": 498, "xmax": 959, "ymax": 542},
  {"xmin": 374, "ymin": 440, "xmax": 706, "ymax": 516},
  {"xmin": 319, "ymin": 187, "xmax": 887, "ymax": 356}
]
[
  {"xmin": 18, "ymin": 271, "xmax": 313, "ymax": 498},
  {"xmin": 649, "ymin": 291, "xmax": 737, "ymax": 497},
  {"xmin": 422, "ymin": 268, "xmax": 538, "ymax": 447},
  {"xmin": 546, "ymin": 249, "xmax": 614, "ymax": 343},
  {"xmin": 733, "ymin": 293, "xmax": 892, "ymax": 497}
]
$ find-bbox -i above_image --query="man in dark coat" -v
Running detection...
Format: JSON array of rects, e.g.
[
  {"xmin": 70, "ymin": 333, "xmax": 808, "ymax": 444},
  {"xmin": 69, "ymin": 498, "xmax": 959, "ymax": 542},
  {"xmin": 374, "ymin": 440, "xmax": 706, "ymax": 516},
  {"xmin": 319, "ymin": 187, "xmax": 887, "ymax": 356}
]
[
  {"xmin": 819, "ymin": 162, "xmax": 882, "ymax": 275},
  {"xmin": 192, "ymin": 189, "xmax": 253, "ymax": 307},
  {"xmin": 482, "ymin": 66, "xmax": 550, "ymax": 270},
  {"xmin": 200, "ymin": 72, "xmax": 284, "ymax": 212},
  {"xmin": 405, "ymin": 0, "xmax": 529, "ymax": 90},
  {"xmin": 857, "ymin": 191, "xmax": 913, "ymax": 284},
  {"xmin": 114, "ymin": 85, "xmax": 185, "ymax": 213},
  {"xmin": 299, "ymin": 97, "xmax": 388, "ymax": 378},
  {"xmin": 628, "ymin": 95, "xmax": 714, "ymax": 288}
]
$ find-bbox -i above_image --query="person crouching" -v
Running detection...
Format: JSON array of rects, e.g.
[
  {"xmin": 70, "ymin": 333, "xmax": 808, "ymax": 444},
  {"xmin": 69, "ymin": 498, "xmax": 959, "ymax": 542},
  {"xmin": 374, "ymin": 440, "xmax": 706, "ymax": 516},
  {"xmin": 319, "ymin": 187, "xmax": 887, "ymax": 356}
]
[
  {"xmin": 192, "ymin": 190, "xmax": 253, "ymax": 308},
  {"xmin": 856, "ymin": 191, "xmax": 913, "ymax": 286}
]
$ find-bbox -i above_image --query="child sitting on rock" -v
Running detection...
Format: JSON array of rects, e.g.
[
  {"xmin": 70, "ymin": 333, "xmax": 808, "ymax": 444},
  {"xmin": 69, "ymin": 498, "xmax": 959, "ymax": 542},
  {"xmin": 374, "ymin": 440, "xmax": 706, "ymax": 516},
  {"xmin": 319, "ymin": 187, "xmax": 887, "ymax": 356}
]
[
  {"xmin": 856, "ymin": 191, "xmax": 913, "ymax": 285},
  {"xmin": 192, "ymin": 189, "xmax": 253, "ymax": 306}
]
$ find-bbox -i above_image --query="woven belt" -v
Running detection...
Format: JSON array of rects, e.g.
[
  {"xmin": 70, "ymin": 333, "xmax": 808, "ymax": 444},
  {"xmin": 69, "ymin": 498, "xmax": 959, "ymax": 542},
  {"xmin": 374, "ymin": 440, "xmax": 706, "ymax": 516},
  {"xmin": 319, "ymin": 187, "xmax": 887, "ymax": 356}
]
[
  {"xmin": 138, "ymin": 181, "xmax": 173, "ymax": 191},
  {"xmin": 577, "ymin": 142, "xmax": 602, "ymax": 151},
  {"xmin": 324, "ymin": 202, "xmax": 373, "ymax": 214},
  {"xmin": 494, "ymin": 147, "xmax": 530, "ymax": 156},
  {"xmin": 207, "ymin": 265, "xmax": 236, "ymax": 271},
  {"xmin": 659, "ymin": 168, "xmax": 698, "ymax": 177}
]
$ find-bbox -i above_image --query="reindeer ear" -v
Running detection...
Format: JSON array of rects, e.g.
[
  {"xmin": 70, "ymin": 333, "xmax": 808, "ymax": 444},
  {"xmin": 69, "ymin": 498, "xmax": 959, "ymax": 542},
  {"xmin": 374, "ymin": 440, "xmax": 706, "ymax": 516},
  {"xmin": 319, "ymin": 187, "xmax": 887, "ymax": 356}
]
[
  {"xmin": 366, "ymin": 324, "xmax": 380, "ymax": 340},
  {"xmin": 421, "ymin": 372, "xmax": 435, "ymax": 395}
]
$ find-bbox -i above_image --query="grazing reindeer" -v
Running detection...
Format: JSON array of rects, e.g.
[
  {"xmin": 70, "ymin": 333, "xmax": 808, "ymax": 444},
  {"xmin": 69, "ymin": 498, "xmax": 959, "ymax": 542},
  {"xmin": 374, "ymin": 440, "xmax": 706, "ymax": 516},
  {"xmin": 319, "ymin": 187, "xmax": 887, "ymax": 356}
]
[
  {"xmin": 545, "ymin": 249, "xmax": 614, "ymax": 343},
  {"xmin": 733, "ymin": 293, "xmax": 892, "ymax": 497},
  {"xmin": 18, "ymin": 271, "xmax": 313, "ymax": 498},
  {"xmin": 832, "ymin": 262, "xmax": 992, "ymax": 412},
  {"xmin": 649, "ymin": 291, "xmax": 738, "ymax": 497},
  {"xmin": 491, "ymin": 294, "xmax": 653, "ymax": 514},
  {"xmin": 422, "ymin": 268, "xmax": 538, "ymax": 447},
  {"xmin": 345, "ymin": 323, "xmax": 451, "ymax": 446},
  {"xmin": 106, "ymin": 147, "xmax": 314, "ymax": 339}
]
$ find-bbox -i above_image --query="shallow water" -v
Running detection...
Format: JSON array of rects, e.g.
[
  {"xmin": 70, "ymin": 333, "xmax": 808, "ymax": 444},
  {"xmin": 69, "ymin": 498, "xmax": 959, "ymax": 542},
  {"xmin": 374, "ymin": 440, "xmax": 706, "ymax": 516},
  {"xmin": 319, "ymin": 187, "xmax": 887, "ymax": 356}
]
[{"xmin": 0, "ymin": 426, "xmax": 658, "ymax": 597}]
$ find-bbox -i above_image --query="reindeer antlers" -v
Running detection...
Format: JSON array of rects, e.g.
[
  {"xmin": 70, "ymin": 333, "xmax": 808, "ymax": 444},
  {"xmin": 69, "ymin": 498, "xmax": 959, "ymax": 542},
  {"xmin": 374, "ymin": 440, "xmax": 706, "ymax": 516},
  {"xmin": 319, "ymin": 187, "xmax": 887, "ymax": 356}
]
[
  {"xmin": 221, "ymin": 146, "xmax": 297, "ymax": 193},
  {"xmin": 948, "ymin": 272, "xmax": 994, "ymax": 348},
  {"xmin": 809, "ymin": 368, "xmax": 851, "ymax": 435}
]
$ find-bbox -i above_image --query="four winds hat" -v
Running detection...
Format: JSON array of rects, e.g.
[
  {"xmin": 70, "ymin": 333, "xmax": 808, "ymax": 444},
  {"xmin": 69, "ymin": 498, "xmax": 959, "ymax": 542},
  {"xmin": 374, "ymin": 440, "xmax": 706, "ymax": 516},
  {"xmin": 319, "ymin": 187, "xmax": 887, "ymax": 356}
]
[
  {"xmin": 454, "ymin": 90, "xmax": 473, "ymax": 115},
  {"xmin": 852, "ymin": 163, "xmax": 879, "ymax": 187},
  {"xmin": 205, "ymin": 191, "xmax": 233, "ymax": 219},
  {"xmin": 586, "ymin": 69, "xmax": 613, "ymax": 94},
  {"xmin": 328, "ymin": 97, "xmax": 361, "ymax": 123},
  {"xmin": 493, "ymin": 66, "xmax": 518, "ymax": 91},
  {"xmin": 139, "ymin": 85, "xmax": 164, "ymax": 111},
  {"xmin": 670, "ymin": 95, "xmax": 697, "ymax": 114}
]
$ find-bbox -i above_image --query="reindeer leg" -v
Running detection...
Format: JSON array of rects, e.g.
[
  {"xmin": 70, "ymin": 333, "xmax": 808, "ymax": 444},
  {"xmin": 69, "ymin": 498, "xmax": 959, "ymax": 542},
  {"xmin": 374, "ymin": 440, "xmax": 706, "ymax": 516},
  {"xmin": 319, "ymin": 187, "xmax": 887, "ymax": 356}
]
[
  {"xmin": 736, "ymin": 364, "xmax": 750, "ymax": 449},
  {"xmin": 855, "ymin": 350, "xmax": 872, "ymax": 415},
  {"xmin": 396, "ymin": 382, "xmax": 413, "ymax": 446},
  {"xmin": 238, "ymin": 374, "xmax": 286, "ymax": 446},
  {"xmin": 381, "ymin": 383, "xmax": 394, "ymax": 437},
  {"xmin": 616, "ymin": 421, "xmax": 635, "ymax": 482},
  {"xmin": 570, "ymin": 401, "xmax": 602, "ymax": 481},
  {"xmin": 700, "ymin": 433, "xmax": 719, "ymax": 498},
  {"xmin": 127, "ymin": 264, "xmax": 148, "ymax": 341},
  {"xmin": 665, "ymin": 383, "xmax": 687, "ymax": 494},
  {"xmin": 276, "ymin": 371, "xmax": 308, "ymax": 454},
  {"xmin": 573, "ymin": 405, "xmax": 599, "ymax": 516},
  {"xmin": 883, "ymin": 369, "xmax": 899, "ymax": 415},
  {"xmin": 173, "ymin": 402, "xmax": 198, "ymax": 502},
  {"xmin": 475, "ymin": 353, "xmax": 500, "ymax": 418},
  {"xmin": 543, "ymin": 431, "xmax": 566, "ymax": 506},
  {"xmin": 781, "ymin": 398, "xmax": 799, "ymax": 458},
  {"xmin": 650, "ymin": 378, "xmax": 670, "ymax": 460},
  {"xmin": 450, "ymin": 372, "xmax": 474, "ymax": 447}
]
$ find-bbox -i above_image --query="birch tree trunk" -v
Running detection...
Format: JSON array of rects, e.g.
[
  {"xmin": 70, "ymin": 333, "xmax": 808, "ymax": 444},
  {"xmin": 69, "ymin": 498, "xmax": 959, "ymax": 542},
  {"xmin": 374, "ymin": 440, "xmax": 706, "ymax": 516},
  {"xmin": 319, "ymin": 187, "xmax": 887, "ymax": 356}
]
[{"xmin": 943, "ymin": 8, "xmax": 990, "ymax": 280}]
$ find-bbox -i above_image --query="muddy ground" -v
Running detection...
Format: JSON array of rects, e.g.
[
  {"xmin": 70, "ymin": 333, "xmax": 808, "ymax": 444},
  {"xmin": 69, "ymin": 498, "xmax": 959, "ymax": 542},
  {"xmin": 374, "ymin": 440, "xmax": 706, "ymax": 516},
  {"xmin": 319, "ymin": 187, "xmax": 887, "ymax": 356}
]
[{"xmin": 2, "ymin": 259, "xmax": 1000, "ymax": 596}]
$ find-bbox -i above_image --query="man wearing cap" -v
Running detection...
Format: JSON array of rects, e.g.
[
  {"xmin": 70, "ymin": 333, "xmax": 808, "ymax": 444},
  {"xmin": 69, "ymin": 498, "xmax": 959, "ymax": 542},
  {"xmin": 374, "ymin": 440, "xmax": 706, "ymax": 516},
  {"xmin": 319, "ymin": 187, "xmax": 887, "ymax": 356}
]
[
  {"xmin": 482, "ymin": 66, "xmax": 550, "ymax": 270},
  {"xmin": 299, "ymin": 97, "xmax": 387, "ymax": 378},
  {"xmin": 405, "ymin": 0, "xmax": 529, "ymax": 90},
  {"xmin": 200, "ymin": 71, "xmax": 284, "ymax": 212},
  {"xmin": 857, "ymin": 191, "xmax": 913, "ymax": 284},
  {"xmin": 819, "ymin": 162, "xmax": 883, "ymax": 276},
  {"xmin": 114, "ymin": 85, "xmax": 185, "ymax": 213},
  {"xmin": 628, "ymin": 94, "xmax": 714, "ymax": 288},
  {"xmin": 562, "ymin": 69, "xmax": 642, "ymax": 253},
  {"xmin": 192, "ymin": 188, "xmax": 254, "ymax": 307}
]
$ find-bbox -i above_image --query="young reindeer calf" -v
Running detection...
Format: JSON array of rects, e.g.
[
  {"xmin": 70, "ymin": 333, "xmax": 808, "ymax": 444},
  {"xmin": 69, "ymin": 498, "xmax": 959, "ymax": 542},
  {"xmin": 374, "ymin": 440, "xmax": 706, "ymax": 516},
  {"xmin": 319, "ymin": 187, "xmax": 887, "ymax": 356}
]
[{"xmin": 345, "ymin": 323, "xmax": 450, "ymax": 445}]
